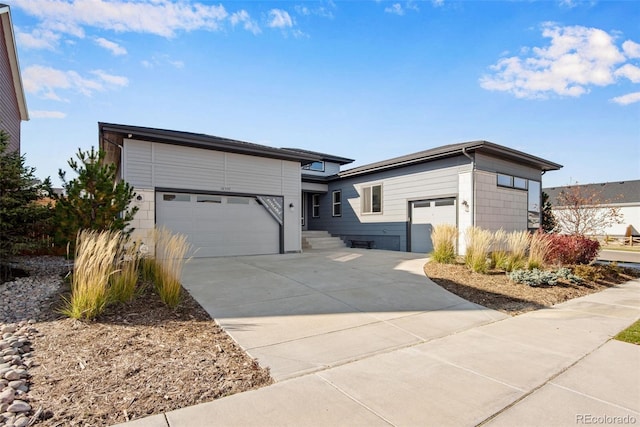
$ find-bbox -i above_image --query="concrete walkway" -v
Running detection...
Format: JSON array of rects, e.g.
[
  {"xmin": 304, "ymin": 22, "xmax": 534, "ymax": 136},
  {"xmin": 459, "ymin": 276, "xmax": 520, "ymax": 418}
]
[{"xmin": 118, "ymin": 248, "xmax": 640, "ymax": 427}]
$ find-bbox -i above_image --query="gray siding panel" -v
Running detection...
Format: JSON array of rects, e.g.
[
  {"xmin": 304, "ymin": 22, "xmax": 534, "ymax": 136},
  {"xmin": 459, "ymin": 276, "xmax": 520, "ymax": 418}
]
[
  {"xmin": 309, "ymin": 156, "xmax": 471, "ymax": 251},
  {"xmin": 0, "ymin": 17, "xmax": 21, "ymax": 153}
]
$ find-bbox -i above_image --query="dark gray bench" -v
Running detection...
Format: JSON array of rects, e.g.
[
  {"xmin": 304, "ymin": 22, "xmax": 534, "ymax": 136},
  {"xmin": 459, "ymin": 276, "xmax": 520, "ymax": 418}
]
[{"xmin": 350, "ymin": 240, "xmax": 374, "ymax": 249}]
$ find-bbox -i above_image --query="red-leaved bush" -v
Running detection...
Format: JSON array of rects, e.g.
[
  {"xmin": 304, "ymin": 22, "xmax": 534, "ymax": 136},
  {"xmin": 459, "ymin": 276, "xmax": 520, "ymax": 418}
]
[{"xmin": 546, "ymin": 234, "xmax": 600, "ymax": 265}]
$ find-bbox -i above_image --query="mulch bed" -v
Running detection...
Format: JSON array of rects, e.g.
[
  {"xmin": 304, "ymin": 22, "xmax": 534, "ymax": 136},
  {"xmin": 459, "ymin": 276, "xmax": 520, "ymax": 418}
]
[
  {"xmin": 424, "ymin": 261, "xmax": 640, "ymax": 316},
  {"xmin": 27, "ymin": 285, "xmax": 273, "ymax": 426}
]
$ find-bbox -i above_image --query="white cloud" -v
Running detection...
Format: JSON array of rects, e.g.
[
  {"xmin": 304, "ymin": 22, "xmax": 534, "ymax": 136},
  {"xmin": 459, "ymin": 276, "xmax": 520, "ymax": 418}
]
[
  {"xmin": 23, "ymin": 64, "xmax": 127, "ymax": 100},
  {"xmin": 268, "ymin": 9, "xmax": 293, "ymax": 29},
  {"xmin": 294, "ymin": 2, "xmax": 335, "ymax": 19},
  {"xmin": 91, "ymin": 69, "xmax": 129, "ymax": 87},
  {"xmin": 94, "ymin": 37, "xmax": 127, "ymax": 55},
  {"xmin": 480, "ymin": 24, "xmax": 637, "ymax": 99},
  {"xmin": 622, "ymin": 40, "xmax": 640, "ymax": 58},
  {"xmin": 141, "ymin": 55, "xmax": 184, "ymax": 70},
  {"xmin": 611, "ymin": 91, "xmax": 640, "ymax": 105},
  {"xmin": 30, "ymin": 110, "xmax": 67, "ymax": 119},
  {"xmin": 16, "ymin": 27, "xmax": 60, "ymax": 49},
  {"xmin": 230, "ymin": 10, "xmax": 261, "ymax": 35},
  {"xmin": 385, "ymin": 4, "xmax": 405, "ymax": 15},
  {"xmin": 614, "ymin": 64, "xmax": 640, "ymax": 83},
  {"xmin": 12, "ymin": 0, "xmax": 229, "ymax": 38},
  {"xmin": 431, "ymin": 0, "xmax": 444, "ymax": 6}
]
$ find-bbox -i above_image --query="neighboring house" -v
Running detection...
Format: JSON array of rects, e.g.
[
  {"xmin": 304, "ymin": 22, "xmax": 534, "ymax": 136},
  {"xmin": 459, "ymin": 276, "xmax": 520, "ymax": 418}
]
[
  {"xmin": 0, "ymin": 4, "xmax": 28, "ymax": 153},
  {"xmin": 100, "ymin": 123, "xmax": 562, "ymax": 257},
  {"xmin": 544, "ymin": 180, "xmax": 640, "ymax": 236}
]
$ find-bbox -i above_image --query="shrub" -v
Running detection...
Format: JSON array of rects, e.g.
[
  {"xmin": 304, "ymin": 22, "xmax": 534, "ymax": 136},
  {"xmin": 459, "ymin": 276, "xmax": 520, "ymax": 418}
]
[
  {"xmin": 546, "ymin": 234, "xmax": 600, "ymax": 265},
  {"xmin": 508, "ymin": 267, "xmax": 581, "ymax": 287},
  {"xmin": 430, "ymin": 224, "xmax": 458, "ymax": 263},
  {"xmin": 139, "ymin": 255, "xmax": 158, "ymax": 283},
  {"xmin": 109, "ymin": 240, "xmax": 141, "ymax": 303},
  {"xmin": 528, "ymin": 231, "xmax": 551, "ymax": 270},
  {"xmin": 54, "ymin": 147, "xmax": 138, "ymax": 251},
  {"xmin": 465, "ymin": 226, "xmax": 492, "ymax": 273},
  {"xmin": 153, "ymin": 227, "xmax": 191, "ymax": 308},
  {"xmin": 61, "ymin": 230, "xmax": 120, "ymax": 320}
]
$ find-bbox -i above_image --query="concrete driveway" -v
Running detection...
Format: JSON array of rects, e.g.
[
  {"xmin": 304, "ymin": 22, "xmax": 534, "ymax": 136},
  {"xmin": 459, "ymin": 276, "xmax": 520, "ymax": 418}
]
[
  {"xmin": 120, "ymin": 248, "xmax": 640, "ymax": 427},
  {"xmin": 181, "ymin": 248, "xmax": 507, "ymax": 380}
]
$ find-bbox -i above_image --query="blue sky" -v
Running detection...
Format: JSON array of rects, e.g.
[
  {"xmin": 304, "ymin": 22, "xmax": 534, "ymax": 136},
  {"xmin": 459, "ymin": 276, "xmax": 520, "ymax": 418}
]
[{"xmin": 10, "ymin": 0, "xmax": 640, "ymax": 188}]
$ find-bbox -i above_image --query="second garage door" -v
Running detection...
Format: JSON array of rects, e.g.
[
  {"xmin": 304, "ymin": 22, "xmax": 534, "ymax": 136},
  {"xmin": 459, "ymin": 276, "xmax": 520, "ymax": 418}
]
[
  {"xmin": 156, "ymin": 192, "xmax": 280, "ymax": 258},
  {"xmin": 409, "ymin": 197, "xmax": 457, "ymax": 253}
]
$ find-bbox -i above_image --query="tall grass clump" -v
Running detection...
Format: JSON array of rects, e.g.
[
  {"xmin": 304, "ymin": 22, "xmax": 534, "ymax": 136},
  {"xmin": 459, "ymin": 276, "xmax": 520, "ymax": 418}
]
[
  {"xmin": 430, "ymin": 224, "xmax": 458, "ymax": 263},
  {"xmin": 61, "ymin": 230, "xmax": 120, "ymax": 320},
  {"xmin": 464, "ymin": 226, "xmax": 492, "ymax": 273},
  {"xmin": 153, "ymin": 227, "xmax": 191, "ymax": 308},
  {"xmin": 528, "ymin": 231, "xmax": 551, "ymax": 270},
  {"xmin": 503, "ymin": 230, "xmax": 530, "ymax": 272},
  {"xmin": 109, "ymin": 239, "xmax": 141, "ymax": 303},
  {"xmin": 489, "ymin": 229, "xmax": 509, "ymax": 270}
]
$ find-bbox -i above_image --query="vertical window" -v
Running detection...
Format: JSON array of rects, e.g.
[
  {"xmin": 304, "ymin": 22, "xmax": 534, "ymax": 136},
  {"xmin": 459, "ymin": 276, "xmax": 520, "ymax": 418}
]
[
  {"xmin": 362, "ymin": 184, "xmax": 382, "ymax": 214},
  {"xmin": 332, "ymin": 190, "xmax": 342, "ymax": 217},
  {"xmin": 528, "ymin": 180, "xmax": 541, "ymax": 229},
  {"xmin": 312, "ymin": 194, "xmax": 320, "ymax": 218}
]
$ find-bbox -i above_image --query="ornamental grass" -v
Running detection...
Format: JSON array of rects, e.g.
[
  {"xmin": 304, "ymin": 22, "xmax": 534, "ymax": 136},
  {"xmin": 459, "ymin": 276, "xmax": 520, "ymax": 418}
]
[{"xmin": 430, "ymin": 224, "xmax": 458, "ymax": 263}]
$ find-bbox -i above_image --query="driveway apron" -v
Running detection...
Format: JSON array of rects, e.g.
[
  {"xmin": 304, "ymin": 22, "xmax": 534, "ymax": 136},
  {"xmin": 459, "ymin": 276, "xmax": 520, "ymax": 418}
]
[{"xmin": 180, "ymin": 249, "xmax": 507, "ymax": 381}]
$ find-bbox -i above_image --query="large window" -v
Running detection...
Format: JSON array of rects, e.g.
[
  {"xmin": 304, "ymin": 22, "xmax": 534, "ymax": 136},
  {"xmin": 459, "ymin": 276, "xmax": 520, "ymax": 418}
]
[
  {"xmin": 362, "ymin": 184, "xmax": 382, "ymax": 214},
  {"xmin": 312, "ymin": 194, "xmax": 320, "ymax": 218},
  {"xmin": 528, "ymin": 180, "xmax": 541, "ymax": 229},
  {"xmin": 302, "ymin": 161, "xmax": 325, "ymax": 172},
  {"xmin": 332, "ymin": 190, "xmax": 342, "ymax": 217}
]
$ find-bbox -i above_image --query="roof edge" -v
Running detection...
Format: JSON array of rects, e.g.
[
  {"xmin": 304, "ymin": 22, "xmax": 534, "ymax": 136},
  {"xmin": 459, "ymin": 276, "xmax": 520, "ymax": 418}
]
[
  {"xmin": 99, "ymin": 122, "xmax": 321, "ymax": 163},
  {"xmin": 339, "ymin": 140, "xmax": 562, "ymax": 178}
]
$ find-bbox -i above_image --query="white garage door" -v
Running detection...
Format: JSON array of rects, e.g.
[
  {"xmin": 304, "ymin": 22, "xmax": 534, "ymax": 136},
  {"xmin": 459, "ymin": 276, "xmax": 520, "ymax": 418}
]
[
  {"xmin": 410, "ymin": 198, "xmax": 456, "ymax": 253},
  {"xmin": 156, "ymin": 192, "xmax": 280, "ymax": 257}
]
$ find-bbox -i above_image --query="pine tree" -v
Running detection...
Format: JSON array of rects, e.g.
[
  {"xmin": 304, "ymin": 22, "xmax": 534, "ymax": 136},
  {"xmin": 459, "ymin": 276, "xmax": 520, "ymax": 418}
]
[
  {"xmin": 541, "ymin": 191, "xmax": 557, "ymax": 233},
  {"xmin": 0, "ymin": 130, "xmax": 53, "ymax": 273},
  {"xmin": 54, "ymin": 147, "xmax": 138, "ymax": 248}
]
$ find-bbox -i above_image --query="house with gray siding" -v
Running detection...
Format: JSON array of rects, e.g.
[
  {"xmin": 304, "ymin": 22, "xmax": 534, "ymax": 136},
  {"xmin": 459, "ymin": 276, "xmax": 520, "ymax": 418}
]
[
  {"xmin": 304, "ymin": 142, "xmax": 561, "ymax": 254},
  {"xmin": 100, "ymin": 123, "xmax": 562, "ymax": 257},
  {"xmin": 0, "ymin": 4, "xmax": 28, "ymax": 153}
]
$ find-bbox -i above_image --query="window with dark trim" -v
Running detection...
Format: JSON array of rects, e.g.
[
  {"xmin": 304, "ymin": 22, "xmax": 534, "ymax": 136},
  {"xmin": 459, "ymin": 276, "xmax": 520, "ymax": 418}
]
[
  {"xmin": 497, "ymin": 173, "xmax": 529, "ymax": 191},
  {"xmin": 332, "ymin": 190, "xmax": 342, "ymax": 217},
  {"xmin": 163, "ymin": 194, "xmax": 191, "ymax": 202},
  {"xmin": 312, "ymin": 194, "xmax": 320, "ymax": 218},
  {"xmin": 302, "ymin": 161, "xmax": 325, "ymax": 172},
  {"xmin": 362, "ymin": 184, "xmax": 382, "ymax": 214},
  {"xmin": 497, "ymin": 174, "xmax": 513, "ymax": 188}
]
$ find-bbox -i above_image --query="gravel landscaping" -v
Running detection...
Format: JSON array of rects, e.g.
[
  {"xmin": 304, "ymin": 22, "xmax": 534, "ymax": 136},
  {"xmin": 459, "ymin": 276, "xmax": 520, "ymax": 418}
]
[{"xmin": 0, "ymin": 256, "xmax": 273, "ymax": 426}]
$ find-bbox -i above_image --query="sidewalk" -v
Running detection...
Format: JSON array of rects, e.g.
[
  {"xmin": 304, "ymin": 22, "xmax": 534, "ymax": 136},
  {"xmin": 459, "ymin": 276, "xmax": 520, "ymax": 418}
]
[{"xmin": 117, "ymin": 277, "xmax": 640, "ymax": 427}]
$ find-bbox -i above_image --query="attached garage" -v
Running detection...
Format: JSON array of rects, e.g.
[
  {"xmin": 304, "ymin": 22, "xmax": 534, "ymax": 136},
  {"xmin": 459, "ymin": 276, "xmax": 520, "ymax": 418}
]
[
  {"xmin": 409, "ymin": 197, "xmax": 457, "ymax": 253},
  {"xmin": 156, "ymin": 192, "xmax": 282, "ymax": 258},
  {"xmin": 99, "ymin": 122, "xmax": 319, "ymax": 258}
]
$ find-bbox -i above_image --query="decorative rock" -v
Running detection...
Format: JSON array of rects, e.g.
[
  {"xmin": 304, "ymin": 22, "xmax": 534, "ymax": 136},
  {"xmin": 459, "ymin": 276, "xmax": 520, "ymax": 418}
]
[
  {"xmin": 0, "ymin": 388, "xmax": 14, "ymax": 404},
  {"xmin": 15, "ymin": 415, "xmax": 30, "ymax": 427},
  {"xmin": 4, "ymin": 370, "xmax": 20, "ymax": 380},
  {"xmin": 7, "ymin": 400, "xmax": 31, "ymax": 413},
  {"xmin": 9, "ymin": 380, "xmax": 25, "ymax": 389},
  {"xmin": 0, "ymin": 402, "xmax": 7, "ymax": 412},
  {"xmin": 16, "ymin": 385, "xmax": 28, "ymax": 393}
]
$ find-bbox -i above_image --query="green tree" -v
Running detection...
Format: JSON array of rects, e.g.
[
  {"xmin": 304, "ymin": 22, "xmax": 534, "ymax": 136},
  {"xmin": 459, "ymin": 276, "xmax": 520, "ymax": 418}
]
[
  {"xmin": 54, "ymin": 147, "xmax": 138, "ymax": 248},
  {"xmin": 541, "ymin": 191, "xmax": 557, "ymax": 233},
  {"xmin": 0, "ymin": 130, "xmax": 53, "ymax": 275}
]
